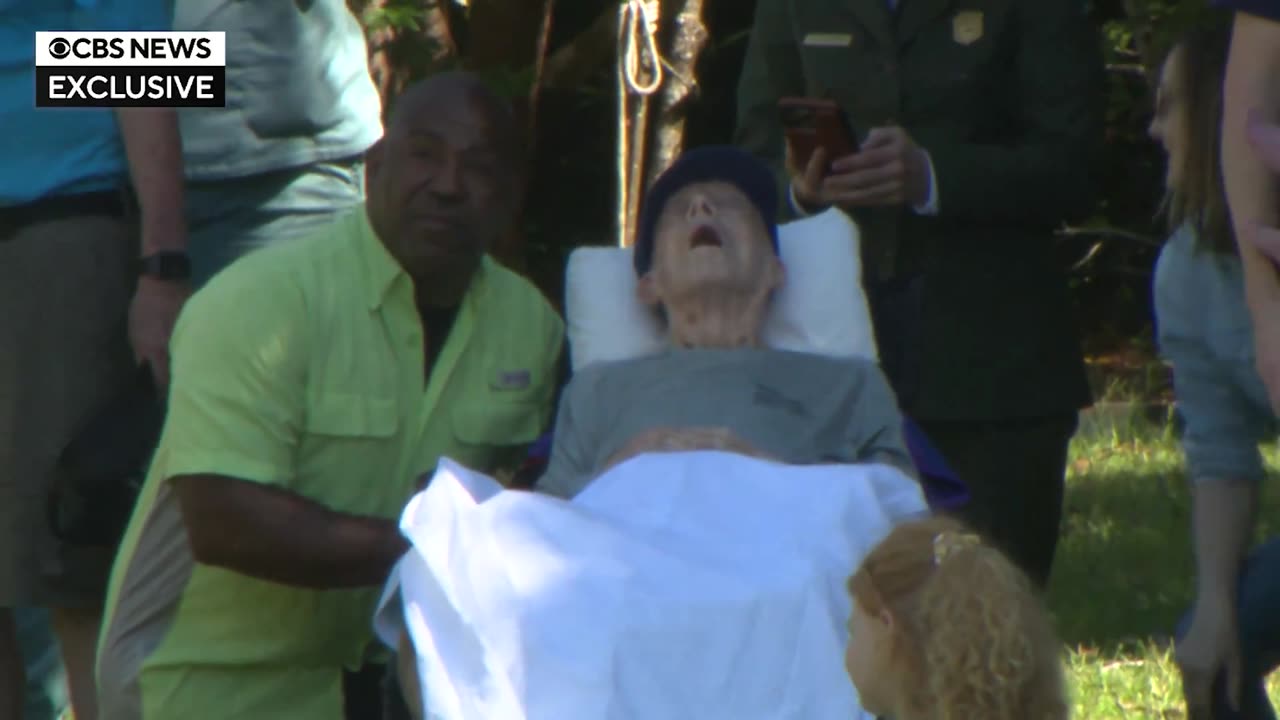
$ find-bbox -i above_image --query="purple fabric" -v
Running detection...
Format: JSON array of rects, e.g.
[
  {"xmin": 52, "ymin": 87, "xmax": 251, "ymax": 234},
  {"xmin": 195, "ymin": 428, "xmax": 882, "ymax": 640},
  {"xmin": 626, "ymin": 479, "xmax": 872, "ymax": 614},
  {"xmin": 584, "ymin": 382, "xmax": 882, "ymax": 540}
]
[
  {"xmin": 527, "ymin": 432, "xmax": 553, "ymax": 460},
  {"xmin": 521, "ymin": 420, "xmax": 968, "ymax": 512},
  {"xmin": 902, "ymin": 416, "xmax": 969, "ymax": 511}
]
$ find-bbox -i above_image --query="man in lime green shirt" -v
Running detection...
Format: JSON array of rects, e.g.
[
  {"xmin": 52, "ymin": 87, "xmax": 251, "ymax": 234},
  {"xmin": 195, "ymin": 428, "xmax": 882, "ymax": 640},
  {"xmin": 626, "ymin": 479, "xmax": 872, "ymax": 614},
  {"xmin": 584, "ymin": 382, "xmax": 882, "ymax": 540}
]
[{"xmin": 94, "ymin": 73, "xmax": 565, "ymax": 720}]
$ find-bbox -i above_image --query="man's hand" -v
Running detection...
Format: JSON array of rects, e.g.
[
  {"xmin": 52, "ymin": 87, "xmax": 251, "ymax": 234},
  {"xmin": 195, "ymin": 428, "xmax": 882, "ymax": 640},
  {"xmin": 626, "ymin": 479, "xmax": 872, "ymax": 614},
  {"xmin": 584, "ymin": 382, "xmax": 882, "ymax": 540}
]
[
  {"xmin": 604, "ymin": 426, "xmax": 777, "ymax": 472},
  {"xmin": 786, "ymin": 142, "xmax": 830, "ymax": 213},
  {"xmin": 824, "ymin": 127, "xmax": 931, "ymax": 208},
  {"xmin": 129, "ymin": 274, "xmax": 190, "ymax": 389},
  {"xmin": 1176, "ymin": 597, "xmax": 1243, "ymax": 718}
]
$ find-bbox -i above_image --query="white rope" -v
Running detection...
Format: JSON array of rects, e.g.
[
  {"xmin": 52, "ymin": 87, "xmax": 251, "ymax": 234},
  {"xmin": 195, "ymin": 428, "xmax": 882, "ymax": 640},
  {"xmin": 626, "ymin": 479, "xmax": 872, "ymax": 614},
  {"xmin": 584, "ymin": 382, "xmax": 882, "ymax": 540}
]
[
  {"xmin": 621, "ymin": 0, "xmax": 663, "ymax": 95},
  {"xmin": 615, "ymin": 0, "xmax": 663, "ymax": 247}
]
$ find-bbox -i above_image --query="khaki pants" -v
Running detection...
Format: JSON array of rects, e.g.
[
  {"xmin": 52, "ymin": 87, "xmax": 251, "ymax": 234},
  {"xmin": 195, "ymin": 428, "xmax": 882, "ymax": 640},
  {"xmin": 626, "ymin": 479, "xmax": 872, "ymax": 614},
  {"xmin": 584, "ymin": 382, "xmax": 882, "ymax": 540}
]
[{"xmin": 0, "ymin": 201, "xmax": 135, "ymax": 609}]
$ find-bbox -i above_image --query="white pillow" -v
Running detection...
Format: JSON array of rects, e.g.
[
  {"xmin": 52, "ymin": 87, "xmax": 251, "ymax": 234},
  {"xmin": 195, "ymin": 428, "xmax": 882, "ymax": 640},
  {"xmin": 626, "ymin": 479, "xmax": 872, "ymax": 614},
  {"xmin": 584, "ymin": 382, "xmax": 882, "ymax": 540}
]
[{"xmin": 564, "ymin": 207, "xmax": 878, "ymax": 371}]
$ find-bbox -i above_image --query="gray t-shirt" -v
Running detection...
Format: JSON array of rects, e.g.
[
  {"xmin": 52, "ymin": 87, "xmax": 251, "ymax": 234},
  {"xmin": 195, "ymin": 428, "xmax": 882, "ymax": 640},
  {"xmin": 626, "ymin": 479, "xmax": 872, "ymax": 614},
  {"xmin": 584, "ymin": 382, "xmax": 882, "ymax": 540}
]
[
  {"xmin": 174, "ymin": 0, "xmax": 383, "ymax": 180},
  {"xmin": 536, "ymin": 348, "xmax": 916, "ymax": 498}
]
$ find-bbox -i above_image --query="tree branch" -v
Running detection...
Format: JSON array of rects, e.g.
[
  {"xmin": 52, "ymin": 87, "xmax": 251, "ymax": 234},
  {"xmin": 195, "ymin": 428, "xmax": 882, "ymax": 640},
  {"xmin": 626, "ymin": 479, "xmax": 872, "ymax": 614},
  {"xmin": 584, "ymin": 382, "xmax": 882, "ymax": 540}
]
[
  {"xmin": 1057, "ymin": 225, "xmax": 1161, "ymax": 248},
  {"xmin": 542, "ymin": 4, "xmax": 619, "ymax": 91}
]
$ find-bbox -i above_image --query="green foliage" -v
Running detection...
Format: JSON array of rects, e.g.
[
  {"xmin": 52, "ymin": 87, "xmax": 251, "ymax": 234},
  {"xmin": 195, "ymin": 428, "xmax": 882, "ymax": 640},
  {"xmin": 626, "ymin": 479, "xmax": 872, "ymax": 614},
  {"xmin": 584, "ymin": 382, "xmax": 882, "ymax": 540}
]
[
  {"xmin": 472, "ymin": 65, "xmax": 539, "ymax": 102},
  {"xmin": 362, "ymin": 3, "xmax": 426, "ymax": 33}
]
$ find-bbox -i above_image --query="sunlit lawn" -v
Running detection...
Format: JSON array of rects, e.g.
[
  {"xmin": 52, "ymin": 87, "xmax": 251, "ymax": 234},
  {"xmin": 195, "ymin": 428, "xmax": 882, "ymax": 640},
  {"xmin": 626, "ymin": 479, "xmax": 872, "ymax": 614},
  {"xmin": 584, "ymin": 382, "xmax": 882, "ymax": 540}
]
[{"xmin": 1052, "ymin": 410, "xmax": 1280, "ymax": 717}]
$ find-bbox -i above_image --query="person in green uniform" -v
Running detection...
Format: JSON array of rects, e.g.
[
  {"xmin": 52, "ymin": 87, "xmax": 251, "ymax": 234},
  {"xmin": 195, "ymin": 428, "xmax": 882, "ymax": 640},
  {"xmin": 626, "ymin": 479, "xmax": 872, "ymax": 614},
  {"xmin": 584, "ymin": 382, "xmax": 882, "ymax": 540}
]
[
  {"xmin": 93, "ymin": 72, "xmax": 565, "ymax": 720},
  {"xmin": 734, "ymin": 0, "xmax": 1106, "ymax": 589}
]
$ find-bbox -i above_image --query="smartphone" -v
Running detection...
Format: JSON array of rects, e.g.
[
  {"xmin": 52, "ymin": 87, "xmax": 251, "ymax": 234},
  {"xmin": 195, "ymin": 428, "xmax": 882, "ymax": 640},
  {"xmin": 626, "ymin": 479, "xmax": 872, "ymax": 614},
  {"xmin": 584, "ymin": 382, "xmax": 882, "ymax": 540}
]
[{"xmin": 778, "ymin": 97, "xmax": 858, "ymax": 174}]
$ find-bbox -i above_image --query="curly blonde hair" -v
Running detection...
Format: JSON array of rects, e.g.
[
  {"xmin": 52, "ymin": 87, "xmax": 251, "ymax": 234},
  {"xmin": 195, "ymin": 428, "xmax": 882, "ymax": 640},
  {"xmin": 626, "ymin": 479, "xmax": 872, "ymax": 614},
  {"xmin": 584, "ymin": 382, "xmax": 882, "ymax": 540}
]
[{"xmin": 848, "ymin": 516, "xmax": 1070, "ymax": 720}]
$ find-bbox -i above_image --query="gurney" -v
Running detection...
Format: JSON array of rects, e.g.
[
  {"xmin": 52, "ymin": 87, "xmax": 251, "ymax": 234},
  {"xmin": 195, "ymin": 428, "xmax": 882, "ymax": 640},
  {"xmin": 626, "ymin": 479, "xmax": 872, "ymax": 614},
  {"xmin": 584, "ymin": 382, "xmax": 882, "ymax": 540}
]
[
  {"xmin": 375, "ymin": 450, "xmax": 927, "ymax": 720},
  {"xmin": 374, "ymin": 208, "xmax": 948, "ymax": 718}
]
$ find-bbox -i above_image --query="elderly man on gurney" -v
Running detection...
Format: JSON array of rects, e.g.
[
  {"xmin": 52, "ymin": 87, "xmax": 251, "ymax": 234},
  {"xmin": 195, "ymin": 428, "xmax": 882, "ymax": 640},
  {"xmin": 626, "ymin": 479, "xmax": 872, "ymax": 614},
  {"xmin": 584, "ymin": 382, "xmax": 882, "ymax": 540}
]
[
  {"xmin": 536, "ymin": 145, "xmax": 915, "ymax": 499},
  {"xmin": 382, "ymin": 147, "xmax": 931, "ymax": 720}
]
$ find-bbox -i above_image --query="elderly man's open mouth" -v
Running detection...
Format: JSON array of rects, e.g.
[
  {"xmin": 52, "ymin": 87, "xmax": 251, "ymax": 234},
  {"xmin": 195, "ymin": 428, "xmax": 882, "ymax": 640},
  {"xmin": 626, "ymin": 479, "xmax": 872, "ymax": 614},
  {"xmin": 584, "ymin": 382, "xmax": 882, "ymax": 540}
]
[{"xmin": 689, "ymin": 224, "xmax": 723, "ymax": 249}]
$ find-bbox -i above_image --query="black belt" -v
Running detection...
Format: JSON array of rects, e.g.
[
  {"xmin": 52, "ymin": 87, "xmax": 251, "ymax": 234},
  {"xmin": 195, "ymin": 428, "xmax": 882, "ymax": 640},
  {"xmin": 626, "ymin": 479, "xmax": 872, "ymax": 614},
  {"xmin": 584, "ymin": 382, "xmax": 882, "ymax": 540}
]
[{"xmin": 0, "ymin": 190, "xmax": 129, "ymax": 239}]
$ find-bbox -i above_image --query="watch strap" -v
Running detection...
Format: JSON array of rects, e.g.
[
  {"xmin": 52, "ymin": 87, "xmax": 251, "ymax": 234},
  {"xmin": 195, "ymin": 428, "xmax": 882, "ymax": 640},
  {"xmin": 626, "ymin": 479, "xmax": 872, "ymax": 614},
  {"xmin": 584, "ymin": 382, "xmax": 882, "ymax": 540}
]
[{"xmin": 137, "ymin": 251, "xmax": 192, "ymax": 281}]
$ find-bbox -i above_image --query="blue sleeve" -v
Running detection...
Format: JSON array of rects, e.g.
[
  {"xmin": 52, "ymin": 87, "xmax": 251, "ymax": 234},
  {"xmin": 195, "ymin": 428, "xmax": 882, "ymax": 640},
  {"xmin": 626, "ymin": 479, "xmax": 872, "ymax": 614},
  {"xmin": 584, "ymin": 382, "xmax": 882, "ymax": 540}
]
[{"xmin": 1154, "ymin": 241, "xmax": 1270, "ymax": 483}]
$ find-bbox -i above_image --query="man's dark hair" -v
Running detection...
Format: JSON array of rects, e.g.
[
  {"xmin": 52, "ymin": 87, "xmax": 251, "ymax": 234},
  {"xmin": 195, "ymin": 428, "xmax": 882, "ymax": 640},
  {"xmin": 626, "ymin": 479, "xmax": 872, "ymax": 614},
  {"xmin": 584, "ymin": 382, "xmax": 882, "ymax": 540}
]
[{"xmin": 385, "ymin": 72, "xmax": 528, "ymax": 178}]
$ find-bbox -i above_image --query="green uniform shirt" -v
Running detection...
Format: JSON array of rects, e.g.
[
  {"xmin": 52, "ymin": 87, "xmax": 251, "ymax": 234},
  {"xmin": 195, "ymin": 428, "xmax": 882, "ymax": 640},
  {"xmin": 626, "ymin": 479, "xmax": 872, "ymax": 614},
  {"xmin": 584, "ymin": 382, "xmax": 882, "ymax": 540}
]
[
  {"xmin": 96, "ymin": 207, "xmax": 563, "ymax": 720},
  {"xmin": 734, "ymin": 0, "xmax": 1103, "ymax": 420}
]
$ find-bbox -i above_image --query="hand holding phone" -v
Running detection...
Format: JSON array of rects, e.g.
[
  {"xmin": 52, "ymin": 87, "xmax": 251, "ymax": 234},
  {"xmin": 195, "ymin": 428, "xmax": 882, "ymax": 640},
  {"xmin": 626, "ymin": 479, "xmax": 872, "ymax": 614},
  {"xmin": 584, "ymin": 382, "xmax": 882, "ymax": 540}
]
[
  {"xmin": 778, "ymin": 97, "xmax": 860, "ymax": 209},
  {"xmin": 778, "ymin": 98, "xmax": 858, "ymax": 175},
  {"xmin": 780, "ymin": 100, "xmax": 931, "ymax": 210}
]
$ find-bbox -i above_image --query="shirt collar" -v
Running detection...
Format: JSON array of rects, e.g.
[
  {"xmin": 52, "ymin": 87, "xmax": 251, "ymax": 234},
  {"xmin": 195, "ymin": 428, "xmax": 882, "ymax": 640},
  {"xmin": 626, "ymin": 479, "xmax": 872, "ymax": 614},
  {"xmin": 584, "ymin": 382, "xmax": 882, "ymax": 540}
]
[{"xmin": 353, "ymin": 207, "xmax": 491, "ymax": 312}]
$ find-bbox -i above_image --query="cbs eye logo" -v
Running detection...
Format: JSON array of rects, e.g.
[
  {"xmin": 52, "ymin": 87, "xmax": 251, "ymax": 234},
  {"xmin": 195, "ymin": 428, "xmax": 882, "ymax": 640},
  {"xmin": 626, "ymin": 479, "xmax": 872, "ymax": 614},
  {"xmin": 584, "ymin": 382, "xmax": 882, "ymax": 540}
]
[{"xmin": 47, "ymin": 38, "xmax": 72, "ymax": 59}]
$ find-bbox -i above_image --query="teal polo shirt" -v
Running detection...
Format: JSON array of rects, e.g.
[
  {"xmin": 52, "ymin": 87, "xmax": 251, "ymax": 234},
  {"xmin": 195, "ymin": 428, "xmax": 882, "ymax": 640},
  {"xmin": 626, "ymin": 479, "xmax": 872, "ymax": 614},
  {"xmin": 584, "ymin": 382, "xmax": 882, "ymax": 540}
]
[{"xmin": 0, "ymin": 0, "xmax": 172, "ymax": 206}]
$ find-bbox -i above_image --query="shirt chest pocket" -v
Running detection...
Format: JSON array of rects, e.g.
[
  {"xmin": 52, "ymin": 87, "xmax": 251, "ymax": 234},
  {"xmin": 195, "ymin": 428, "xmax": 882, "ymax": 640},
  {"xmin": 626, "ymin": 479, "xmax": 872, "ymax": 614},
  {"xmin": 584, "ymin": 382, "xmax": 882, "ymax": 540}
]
[
  {"xmin": 448, "ymin": 398, "xmax": 546, "ymax": 471},
  {"xmin": 299, "ymin": 392, "xmax": 402, "ymax": 510}
]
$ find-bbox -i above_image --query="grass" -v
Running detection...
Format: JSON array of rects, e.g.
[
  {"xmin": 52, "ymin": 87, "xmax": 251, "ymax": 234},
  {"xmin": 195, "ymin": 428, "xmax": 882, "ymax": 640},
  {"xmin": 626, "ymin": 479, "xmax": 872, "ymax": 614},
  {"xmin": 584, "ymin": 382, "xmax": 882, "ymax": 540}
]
[{"xmin": 1051, "ymin": 409, "xmax": 1280, "ymax": 717}]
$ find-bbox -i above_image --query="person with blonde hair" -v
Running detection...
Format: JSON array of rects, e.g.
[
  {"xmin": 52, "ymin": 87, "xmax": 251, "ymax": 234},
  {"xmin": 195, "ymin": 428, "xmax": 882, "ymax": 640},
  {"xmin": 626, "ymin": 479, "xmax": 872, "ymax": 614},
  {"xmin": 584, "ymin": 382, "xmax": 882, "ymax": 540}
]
[{"xmin": 844, "ymin": 516, "xmax": 1070, "ymax": 720}]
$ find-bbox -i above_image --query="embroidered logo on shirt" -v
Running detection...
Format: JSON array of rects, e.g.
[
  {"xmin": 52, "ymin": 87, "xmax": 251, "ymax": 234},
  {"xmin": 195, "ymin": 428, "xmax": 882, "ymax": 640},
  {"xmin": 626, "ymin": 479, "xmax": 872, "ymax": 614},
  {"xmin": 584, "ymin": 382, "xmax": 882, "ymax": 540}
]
[
  {"xmin": 952, "ymin": 10, "xmax": 984, "ymax": 46},
  {"xmin": 752, "ymin": 383, "xmax": 809, "ymax": 417},
  {"xmin": 492, "ymin": 369, "xmax": 532, "ymax": 390}
]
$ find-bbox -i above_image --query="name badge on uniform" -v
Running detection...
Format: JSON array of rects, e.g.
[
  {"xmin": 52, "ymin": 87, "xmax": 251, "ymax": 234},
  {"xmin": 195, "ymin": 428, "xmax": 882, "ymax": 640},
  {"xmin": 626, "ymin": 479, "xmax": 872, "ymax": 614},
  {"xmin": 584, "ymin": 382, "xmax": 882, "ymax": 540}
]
[
  {"xmin": 492, "ymin": 369, "xmax": 531, "ymax": 391},
  {"xmin": 802, "ymin": 32, "xmax": 854, "ymax": 48},
  {"xmin": 951, "ymin": 10, "xmax": 984, "ymax": 46}
]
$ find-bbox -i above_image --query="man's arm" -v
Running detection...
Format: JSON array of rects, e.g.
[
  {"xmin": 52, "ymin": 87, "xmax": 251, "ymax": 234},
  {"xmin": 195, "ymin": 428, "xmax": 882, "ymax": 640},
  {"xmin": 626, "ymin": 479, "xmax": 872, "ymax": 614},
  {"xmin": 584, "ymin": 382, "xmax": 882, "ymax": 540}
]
[
  {"xmin": 161, "ymin": 274, "xmax": 407, "ymax": 590},
  {"xmin": 176, "ymin": 474, "xmax": 408, "ymax": 589},
  {"xmin": 1222, "ymin": 14, "xmax": 1280, "ymax": 347},
  {"xmin": 1224, "ymin": 12, "xmax": 1280, "ymax": 309},
  {"xmin": 114, "ymin": 108, "xmax": 186, "ymax": 255},
  {"xmin": 114, "ymin": 107, "xmax": 191, "ymax": 387},
  {"xmin": 920, "ymin": 0, "xmax": 1105, "ymax": 224},
  {"xmin": 733, "ymin": 0, "xmax": 807, "ymax": 217}
]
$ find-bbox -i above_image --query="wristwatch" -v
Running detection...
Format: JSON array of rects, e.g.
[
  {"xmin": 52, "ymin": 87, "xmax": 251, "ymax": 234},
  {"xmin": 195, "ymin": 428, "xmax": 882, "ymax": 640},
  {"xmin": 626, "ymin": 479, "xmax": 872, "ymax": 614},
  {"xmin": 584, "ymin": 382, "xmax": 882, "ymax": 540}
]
[{"xmin": 137, "ymin": 251, "xmax": 192, "ymax": 282}]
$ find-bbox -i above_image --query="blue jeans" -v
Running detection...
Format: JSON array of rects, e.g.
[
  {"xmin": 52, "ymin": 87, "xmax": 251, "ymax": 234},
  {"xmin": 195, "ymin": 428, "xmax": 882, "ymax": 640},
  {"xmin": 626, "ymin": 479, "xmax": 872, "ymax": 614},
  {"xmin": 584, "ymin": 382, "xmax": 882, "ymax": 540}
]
[
  {"xmin": 1154, "ymin": 224, "xmax": 1275, "ymax": 482},
  {"xmin": 185, "ymin": 156, "xmax": 366, "ymax": 288},
  {"xmin": 1176, "ymin": 537, "xmax": 1280, "ymax": 720}
]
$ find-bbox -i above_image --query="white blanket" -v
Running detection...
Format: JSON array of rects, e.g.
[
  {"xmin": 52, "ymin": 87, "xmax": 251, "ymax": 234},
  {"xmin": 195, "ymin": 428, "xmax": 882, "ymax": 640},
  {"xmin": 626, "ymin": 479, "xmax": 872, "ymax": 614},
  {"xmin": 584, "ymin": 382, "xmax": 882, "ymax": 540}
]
[{"xmin": 374, "ymin": 451, "xmax": 928, "ymax": 720}]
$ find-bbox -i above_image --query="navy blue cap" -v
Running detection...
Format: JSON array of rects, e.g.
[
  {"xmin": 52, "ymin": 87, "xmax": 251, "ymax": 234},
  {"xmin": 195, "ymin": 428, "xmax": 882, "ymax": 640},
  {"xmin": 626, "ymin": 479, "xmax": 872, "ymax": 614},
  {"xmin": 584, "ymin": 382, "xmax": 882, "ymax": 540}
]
[{"xmin": 633, "ymin": 145, "xmax": 780, "ymax": 276}]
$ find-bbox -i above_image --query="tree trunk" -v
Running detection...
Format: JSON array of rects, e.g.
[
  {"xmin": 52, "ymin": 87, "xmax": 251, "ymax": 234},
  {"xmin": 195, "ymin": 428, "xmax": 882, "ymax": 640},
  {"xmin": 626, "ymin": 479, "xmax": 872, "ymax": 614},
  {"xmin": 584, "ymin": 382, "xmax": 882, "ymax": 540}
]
[
  {"xmin": 465, "ymin": 0, "xmax": 559, "ymax": 274},
  {"xmin": 359, "ymin": 0, "xmax": 459, "ymax": 106},
  {"xmin": 644, "ymin": 0, "xmax": 708, "ymax": 187},
  {"xmin": 542, "ymin": 5, "xmax": 619, "ymax": 91}
]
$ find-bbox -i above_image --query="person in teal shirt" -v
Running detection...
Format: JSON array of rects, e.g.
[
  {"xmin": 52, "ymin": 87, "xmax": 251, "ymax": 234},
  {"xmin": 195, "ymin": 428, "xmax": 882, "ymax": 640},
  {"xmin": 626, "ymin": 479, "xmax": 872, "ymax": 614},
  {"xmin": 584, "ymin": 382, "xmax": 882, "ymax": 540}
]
[{"xmin": 0, "ymin": 2, "xmax": 188, "ymax": 718}]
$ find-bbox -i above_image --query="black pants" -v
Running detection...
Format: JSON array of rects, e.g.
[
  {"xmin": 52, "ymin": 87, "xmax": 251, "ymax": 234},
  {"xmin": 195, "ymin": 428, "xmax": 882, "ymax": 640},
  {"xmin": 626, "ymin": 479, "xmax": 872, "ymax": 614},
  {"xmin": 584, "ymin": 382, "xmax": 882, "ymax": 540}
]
[{"xmin": 916, "ymin": 414, "xmax": 1079, "ymax": 590}]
